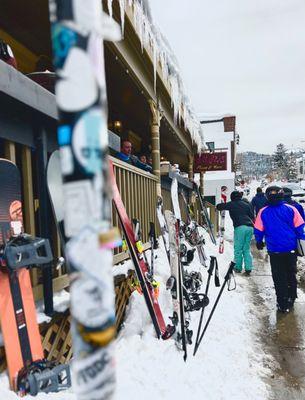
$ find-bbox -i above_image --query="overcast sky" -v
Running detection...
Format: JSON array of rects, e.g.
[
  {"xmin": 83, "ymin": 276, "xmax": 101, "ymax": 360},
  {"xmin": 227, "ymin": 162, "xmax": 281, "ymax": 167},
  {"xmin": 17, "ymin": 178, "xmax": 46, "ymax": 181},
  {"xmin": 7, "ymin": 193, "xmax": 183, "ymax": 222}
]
[{"xmin": 150, "ymin": 0, "xmax": 305, "ymax": 154}]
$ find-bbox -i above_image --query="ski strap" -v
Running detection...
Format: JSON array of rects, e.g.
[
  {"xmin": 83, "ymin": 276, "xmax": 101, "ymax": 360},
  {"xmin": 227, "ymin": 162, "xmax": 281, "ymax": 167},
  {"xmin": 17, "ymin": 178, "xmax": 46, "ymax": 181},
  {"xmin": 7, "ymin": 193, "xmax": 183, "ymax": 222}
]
[{"xmin": 211, "ymin": 256, "xmax": 220, "ymax": 287}]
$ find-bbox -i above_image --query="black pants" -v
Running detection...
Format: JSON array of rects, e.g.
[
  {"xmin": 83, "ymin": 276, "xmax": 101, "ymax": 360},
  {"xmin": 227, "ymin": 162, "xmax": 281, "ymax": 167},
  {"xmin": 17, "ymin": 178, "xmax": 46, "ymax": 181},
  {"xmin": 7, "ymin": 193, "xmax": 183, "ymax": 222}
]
[{"xmin": 269, "ymin": 252, "xmax": 297, "ymax": 309}]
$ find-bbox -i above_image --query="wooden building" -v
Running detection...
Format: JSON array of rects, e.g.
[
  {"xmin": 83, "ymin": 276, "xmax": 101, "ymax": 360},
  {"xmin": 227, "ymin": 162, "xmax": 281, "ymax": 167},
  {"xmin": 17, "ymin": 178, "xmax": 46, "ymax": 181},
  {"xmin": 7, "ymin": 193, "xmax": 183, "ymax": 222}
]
[{"xmin": 0, "ymin": 0, "xmax": 214, "ymax": 368}]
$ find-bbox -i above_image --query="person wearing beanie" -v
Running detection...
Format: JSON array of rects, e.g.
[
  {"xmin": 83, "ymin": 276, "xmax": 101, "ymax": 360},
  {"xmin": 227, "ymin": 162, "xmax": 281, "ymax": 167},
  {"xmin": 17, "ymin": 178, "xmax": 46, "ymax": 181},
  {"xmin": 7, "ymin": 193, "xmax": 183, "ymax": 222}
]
[
  {"xmin": 251, "ymin": 187, "xmax": 268, "ymax": 217},
  {"xmin": 282, "ymin": 187, "xmax": 305, "ymax": 221},
  {"xmin": 254, "ymin": 186, "xmax": 305, "ymax": 312},
  {"xmin": 216, "ymin": 190, "xmax": 254, "ymax": 275}
]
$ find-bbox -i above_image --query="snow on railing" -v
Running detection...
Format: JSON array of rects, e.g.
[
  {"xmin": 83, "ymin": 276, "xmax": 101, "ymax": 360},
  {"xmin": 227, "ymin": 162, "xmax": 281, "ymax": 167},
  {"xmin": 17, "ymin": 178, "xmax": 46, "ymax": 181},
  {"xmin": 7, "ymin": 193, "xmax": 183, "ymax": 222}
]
[{"xmin": 106, "ymin": 0, "xmax": 205, "ymax": 152}]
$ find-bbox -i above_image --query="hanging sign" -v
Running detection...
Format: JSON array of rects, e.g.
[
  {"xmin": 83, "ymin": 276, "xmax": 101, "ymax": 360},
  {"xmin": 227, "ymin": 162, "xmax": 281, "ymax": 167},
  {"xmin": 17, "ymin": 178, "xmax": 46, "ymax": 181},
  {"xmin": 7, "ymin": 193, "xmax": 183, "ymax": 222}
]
[{"xmin": 194, "ymin": 152, "xmax": 227, "ymax": 173}]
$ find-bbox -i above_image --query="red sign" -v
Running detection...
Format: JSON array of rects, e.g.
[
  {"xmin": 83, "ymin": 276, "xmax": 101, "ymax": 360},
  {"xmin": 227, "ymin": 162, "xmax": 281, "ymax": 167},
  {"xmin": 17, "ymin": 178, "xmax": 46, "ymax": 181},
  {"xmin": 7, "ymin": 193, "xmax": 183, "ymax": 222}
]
[{"xmin": 194, "ymin": 152, "xmax": 227, "ymax": 173}]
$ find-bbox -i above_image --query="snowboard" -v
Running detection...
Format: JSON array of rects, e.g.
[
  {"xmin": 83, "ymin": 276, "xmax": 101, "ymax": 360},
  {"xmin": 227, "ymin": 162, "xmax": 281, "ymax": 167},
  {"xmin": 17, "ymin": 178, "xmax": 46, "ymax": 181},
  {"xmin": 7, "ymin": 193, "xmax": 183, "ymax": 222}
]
[
  {"xmin": 0, "ymin": 159, "xmax": 44, "ymax": 391},
  {"xmin": 47, "ymin": 150, "xmax": 68, "ymax": 257},
  {"xmin": 110, "ymin": 161, "xmax": 174, "ymax": 340}
]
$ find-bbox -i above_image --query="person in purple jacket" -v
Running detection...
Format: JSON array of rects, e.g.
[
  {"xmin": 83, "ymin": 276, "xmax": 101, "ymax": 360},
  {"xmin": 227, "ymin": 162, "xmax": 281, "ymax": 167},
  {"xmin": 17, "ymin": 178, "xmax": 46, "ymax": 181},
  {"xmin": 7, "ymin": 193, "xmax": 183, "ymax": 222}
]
[{"xmin": 254, "ymin": 186, "xmax": 305, "ymax": 313}]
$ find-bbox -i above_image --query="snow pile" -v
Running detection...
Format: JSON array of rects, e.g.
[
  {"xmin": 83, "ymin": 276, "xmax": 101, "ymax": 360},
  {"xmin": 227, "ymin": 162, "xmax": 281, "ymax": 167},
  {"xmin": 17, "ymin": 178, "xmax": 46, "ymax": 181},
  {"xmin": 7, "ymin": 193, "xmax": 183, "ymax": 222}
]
[{"xmin": 106, "ymin": 0, "xmax": 205, "ymax": 152}]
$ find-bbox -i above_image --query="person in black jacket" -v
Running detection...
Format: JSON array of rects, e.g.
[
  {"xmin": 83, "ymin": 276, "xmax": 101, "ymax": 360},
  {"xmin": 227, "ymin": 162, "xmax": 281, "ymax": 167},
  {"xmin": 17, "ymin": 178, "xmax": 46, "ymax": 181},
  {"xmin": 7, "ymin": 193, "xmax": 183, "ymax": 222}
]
[
  {"xmin": 217, "ymin": 191, "xmax": 255, "ymax": 274},
  {"xmin": 251, "ymin": 187, "xmax": 268, "ymax": 217}
]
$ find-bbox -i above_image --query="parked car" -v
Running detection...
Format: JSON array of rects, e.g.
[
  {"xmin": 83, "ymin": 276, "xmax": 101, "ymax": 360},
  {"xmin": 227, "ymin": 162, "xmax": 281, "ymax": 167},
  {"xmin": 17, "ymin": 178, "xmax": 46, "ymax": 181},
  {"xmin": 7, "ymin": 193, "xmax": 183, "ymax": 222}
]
[{"xmin": 283, "ymin": 183, "xmax": 305, "ymax": 204}]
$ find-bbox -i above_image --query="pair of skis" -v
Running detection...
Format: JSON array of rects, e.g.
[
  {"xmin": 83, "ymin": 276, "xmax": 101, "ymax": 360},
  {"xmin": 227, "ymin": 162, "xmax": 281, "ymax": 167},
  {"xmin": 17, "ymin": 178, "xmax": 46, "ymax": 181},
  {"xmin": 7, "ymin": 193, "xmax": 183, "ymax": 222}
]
[
  {"xmin": 110, "ymin": 162, "xmax": 174, "ymax": 340},
  {"xmin": 193, "ymin": 183, "xmax": 217, "ymax": 245},
  {"xmin": 181, "ymin": 191, "xmax": 207, "ymax": 267},
  {"xmin": 218, "ymin": 186, "xmax": 228, "ymax": 254}
]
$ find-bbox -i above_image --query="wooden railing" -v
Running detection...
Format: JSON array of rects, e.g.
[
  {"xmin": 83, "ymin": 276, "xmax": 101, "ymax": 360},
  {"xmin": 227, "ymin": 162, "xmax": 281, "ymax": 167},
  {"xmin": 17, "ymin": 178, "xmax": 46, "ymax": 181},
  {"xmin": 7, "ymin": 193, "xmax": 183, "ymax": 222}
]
[{"xmin": 111, "ymin": 156, "xmax": 158, "ymax": 256}]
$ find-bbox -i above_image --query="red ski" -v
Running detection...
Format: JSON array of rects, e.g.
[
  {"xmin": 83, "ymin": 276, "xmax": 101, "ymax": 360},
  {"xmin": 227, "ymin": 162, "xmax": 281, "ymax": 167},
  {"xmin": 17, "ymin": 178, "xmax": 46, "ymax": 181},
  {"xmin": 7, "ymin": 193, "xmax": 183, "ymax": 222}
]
[{"xmin": 109, "ymin": 161, "xmax": 174, "ymax": 340}]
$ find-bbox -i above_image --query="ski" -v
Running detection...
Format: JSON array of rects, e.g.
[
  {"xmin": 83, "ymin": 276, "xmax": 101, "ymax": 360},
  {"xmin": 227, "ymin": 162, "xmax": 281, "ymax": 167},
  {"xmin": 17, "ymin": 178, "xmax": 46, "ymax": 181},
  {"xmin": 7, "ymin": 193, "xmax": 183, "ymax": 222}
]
[
  {"xmin": 164, "ymin": 210, "xmax": 190, "ymax": 361},
  {"xmin": 193, "ymin": 182, "xmax": 217, "ymax": 245},
  {"xmin": 49, "ymin": 2, "xmax": 122, "ymax": 399},
  {"xmin": 156, "ymin": 197, "xmax": 170, "ymax": 262},
  {"xmin": 0, "ymin": 159, "xmax": 70, "ymax": 395},
  {"xmin": 110, "ymin": 162, "xmax": 174, "ymax": 340},
  {"xmin": 149, "ymin": 222, "xmax": 157, "ymax": 278},
  {"xmin": 218, "ymin": 186, "xmax": 228, "ymax": 254},
  {"xmin": 170, "ymin": 178, "xmax": 192, "ymax": 361}
]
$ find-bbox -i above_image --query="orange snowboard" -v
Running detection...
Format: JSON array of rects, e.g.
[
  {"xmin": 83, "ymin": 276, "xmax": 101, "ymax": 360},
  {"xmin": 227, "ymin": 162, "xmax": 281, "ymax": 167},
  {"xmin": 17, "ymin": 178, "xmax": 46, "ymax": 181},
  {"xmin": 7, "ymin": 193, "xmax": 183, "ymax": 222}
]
[{"xmin": 0, "ymin": 159, "xmax": 43, "ymax": 390}]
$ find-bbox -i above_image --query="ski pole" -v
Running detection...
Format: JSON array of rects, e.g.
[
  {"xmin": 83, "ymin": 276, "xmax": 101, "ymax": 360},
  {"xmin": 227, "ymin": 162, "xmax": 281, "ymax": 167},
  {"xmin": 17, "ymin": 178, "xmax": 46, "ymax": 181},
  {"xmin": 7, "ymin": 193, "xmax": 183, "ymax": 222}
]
[
  {"xmin": 193, "ymin": 256, "xmax": 217, "ymax": 354},
  {"xmin": 193, "ymin": 261, "xmax": 236, "ymax": 356}
]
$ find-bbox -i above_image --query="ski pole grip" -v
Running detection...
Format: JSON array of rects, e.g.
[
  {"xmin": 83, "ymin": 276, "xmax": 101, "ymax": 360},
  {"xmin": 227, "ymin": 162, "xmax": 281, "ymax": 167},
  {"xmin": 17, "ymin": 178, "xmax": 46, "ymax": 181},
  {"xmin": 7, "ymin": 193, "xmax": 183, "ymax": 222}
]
[
  {"xmin": 208, "ymin": 256, "xmax": 216, "ymax": 275},
  {"xmin": 224, "ymin": 262, "xmax": 236, "ymax": 281}
]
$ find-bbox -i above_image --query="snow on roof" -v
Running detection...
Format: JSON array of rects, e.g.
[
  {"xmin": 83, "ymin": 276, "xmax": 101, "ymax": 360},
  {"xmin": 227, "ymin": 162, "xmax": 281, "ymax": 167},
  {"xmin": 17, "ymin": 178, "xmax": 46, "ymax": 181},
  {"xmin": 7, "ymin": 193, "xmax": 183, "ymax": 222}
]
[
  {"xmin": 106, "ymin": 0, "xmax": 205, "ymax": 152},
  {"xmin": 198, "ymin": 113, "xmax": 235, "ymax": 122}
]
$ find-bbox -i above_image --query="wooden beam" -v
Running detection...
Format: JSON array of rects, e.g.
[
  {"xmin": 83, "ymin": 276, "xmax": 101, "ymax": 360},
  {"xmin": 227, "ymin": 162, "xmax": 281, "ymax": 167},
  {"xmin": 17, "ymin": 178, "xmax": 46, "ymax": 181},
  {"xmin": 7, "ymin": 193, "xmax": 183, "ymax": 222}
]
[
  {"xmin": 21, "ymin": 146, "xmax": 36, "ymax": 235},
  {"xmin": 4, "ymin": 140, "xmax": 16, "ymax": 163}
]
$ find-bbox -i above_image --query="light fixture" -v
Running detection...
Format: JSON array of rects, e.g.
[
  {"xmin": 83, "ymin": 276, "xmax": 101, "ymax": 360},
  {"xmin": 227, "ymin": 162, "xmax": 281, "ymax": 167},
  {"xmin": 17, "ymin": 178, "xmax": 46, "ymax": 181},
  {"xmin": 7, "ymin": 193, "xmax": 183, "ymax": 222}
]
[{"xmin": 114, "ymin": 120, "xmax": 122, "ymax": 130}]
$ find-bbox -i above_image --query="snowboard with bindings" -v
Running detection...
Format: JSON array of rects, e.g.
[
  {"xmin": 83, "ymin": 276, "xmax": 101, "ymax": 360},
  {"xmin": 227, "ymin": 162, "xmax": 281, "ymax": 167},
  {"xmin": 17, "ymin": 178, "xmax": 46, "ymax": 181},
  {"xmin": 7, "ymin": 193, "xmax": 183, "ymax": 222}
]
[
  {"xmin": 0, "ymin": 159, "xmax": 70, "ymax": 395},
  {"xmin": 110, "ymin": 161, "xmax": 174, "ymax": 340}
]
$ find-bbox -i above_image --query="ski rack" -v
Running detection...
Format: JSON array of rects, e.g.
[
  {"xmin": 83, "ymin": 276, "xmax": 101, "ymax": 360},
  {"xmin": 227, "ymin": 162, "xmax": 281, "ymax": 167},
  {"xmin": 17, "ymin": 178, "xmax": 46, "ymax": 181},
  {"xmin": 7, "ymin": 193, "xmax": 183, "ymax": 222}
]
[{"xmin": 17, "ymin": 360, "xmax": 71, "ymax": 396}]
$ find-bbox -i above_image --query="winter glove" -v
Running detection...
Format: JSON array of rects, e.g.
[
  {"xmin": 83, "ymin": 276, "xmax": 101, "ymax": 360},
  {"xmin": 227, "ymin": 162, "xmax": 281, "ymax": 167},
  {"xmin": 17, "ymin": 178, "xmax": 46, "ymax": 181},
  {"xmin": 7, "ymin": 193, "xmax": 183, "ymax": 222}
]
[{"xmin": 256, "ymin": 242, "xmax": 265, "ymax": 250}]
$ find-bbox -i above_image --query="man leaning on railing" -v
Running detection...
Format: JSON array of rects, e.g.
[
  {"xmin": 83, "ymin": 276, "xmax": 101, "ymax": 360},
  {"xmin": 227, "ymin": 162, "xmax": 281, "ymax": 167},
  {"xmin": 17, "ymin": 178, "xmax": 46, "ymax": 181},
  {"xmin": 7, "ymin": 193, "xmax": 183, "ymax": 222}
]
[{"xmin": 116, "ymin": 140, "xmax": 152, "ymax": 173}]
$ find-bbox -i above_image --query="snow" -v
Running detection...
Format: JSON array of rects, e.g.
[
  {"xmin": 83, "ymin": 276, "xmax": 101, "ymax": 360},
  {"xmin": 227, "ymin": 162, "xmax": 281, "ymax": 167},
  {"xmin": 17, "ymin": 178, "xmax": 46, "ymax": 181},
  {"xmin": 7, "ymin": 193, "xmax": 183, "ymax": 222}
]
[{"xmin": 0, "ymin": 214, "xmax": 272, "ymax": 400}]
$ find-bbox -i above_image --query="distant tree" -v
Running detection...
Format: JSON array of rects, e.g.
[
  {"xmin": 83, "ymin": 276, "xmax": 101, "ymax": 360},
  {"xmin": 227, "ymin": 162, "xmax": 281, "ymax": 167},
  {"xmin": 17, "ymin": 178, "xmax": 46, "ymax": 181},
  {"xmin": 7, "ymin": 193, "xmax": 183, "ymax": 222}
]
[
  {"xmin": 286, "ymin": 152, "xmax": 298, "ymax": 181},
  {"xmin": 273, "ymin": 143, "xmax": 288, "ymax": 179}
]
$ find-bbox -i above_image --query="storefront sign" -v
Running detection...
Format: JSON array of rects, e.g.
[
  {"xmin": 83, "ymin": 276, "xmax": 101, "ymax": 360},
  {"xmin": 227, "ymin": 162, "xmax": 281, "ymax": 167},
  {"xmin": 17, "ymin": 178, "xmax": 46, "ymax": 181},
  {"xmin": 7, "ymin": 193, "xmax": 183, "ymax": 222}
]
[{"xmin": 194, "ymin": 152, "xmax": 227, "ymax": 172}]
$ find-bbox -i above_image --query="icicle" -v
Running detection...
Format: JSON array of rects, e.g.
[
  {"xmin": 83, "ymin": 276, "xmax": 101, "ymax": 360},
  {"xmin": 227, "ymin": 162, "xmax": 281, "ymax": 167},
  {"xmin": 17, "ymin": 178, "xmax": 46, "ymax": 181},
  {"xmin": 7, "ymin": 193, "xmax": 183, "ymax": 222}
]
[
  {"xmin": 107, "ymin": 0, "xmax": 113, "ymax": 19},
  {"xmin": 128, "ymin": 0, "xmax": 133, "ymax": 6},
  {"xmin": 119, "ymin": 0, "xmax": 126, "ymax": 36},
  {"xmin": 152, "ymin": 38, "xmax": 157, "ymax": 93}
]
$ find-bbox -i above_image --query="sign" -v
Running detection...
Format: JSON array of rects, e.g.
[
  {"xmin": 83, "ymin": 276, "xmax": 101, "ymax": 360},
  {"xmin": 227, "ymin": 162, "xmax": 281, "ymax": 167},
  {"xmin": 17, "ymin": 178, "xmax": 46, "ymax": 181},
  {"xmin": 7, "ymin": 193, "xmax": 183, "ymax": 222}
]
[{"xmin": 194, "ymin": 152, "xmax": 227, "ymax": 173}]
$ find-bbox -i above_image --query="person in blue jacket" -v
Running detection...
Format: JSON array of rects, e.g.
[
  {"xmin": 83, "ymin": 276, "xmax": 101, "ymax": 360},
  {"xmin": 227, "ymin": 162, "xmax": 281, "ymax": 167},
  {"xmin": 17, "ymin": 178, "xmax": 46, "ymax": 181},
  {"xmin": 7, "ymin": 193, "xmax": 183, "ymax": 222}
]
[
  {"xmin": 116, "ymin": 140, "xmax": 152, "ymax": 173},
  {"xmin": 254, "ymin": 186, "xmax": 305, "ymax": 312},
  {"xmin": 251, "ymin": 187, "xmax": 268, "ymax": 217},
  {"xmin": 282, "ymin": 186, "xmax": 305, "ymax": 221}
]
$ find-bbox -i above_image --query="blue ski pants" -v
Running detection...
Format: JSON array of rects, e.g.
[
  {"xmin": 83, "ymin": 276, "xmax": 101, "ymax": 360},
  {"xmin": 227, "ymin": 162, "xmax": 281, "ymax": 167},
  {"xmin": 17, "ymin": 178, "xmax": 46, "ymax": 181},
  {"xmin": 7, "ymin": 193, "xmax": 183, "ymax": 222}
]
[{"xmin": 234, "ymin": 225, "xmax": 254, "ymax": 271}]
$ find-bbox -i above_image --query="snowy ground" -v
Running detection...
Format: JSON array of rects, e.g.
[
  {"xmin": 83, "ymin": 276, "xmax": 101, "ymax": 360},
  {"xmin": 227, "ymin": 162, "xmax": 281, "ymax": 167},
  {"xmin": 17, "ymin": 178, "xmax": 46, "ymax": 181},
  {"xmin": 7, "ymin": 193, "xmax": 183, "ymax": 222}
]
[
  {"xmin": 2, "ymin": 182, "xmax": 303, "ymax": 400},
  {"xmin": 0, "ymin": 221, "xmax": 272, "ymax": 400}
]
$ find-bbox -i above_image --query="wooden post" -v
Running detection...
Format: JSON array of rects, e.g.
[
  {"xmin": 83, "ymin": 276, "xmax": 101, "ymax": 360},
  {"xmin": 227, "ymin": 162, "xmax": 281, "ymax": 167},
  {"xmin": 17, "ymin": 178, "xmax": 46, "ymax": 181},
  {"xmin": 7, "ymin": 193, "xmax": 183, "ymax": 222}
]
[
  {"xmin": 21, "ymin": 146, "xmax": 36, "ymax": 236},
  {"xmin": 149, "ymin": 99, "xmax": 161, "ymax": 197},
  {"xmin": 188, "ymin": 153, "xmax": 194, "ymax": 181},
  {"xmin": 200, "ymin": 171, "xmax": 205, "ymax": 196},
  {"xmin": 4, "ymin": 140, "xmax": 16, "ymax": 163}
]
